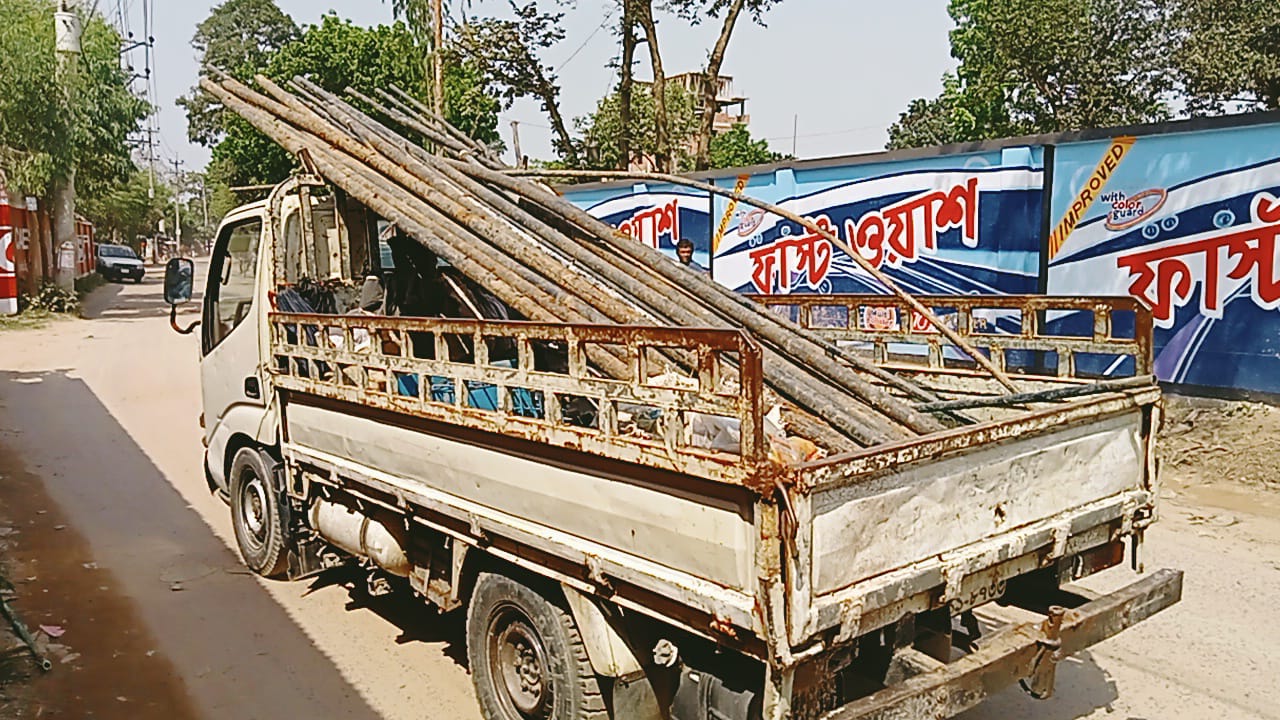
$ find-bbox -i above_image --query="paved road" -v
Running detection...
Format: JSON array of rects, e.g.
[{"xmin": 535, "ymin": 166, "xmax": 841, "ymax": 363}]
[{"xmin": 0, "ymin": 272, "xmax": 1275, "ymax": 719}]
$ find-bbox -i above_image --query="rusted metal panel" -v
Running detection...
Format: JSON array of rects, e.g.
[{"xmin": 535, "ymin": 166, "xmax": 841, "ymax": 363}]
[
  {"xmin": 803, "ymin": 388, "xmax": 1161, "ymax": 490},
  {"xmin": 756, "ymin": 295, "xmax": 1153, "ymax": 379},
  {"xmin": 269, "ymin": 311, "xmax": 779, "ymax": 491},
  {"xmin": 803, "ymin": 493, "xmax": 1147, "ymax": 642},
  {"xmin": 823, "ymin": 568, "xmax": 1182, "ymax": 720}
]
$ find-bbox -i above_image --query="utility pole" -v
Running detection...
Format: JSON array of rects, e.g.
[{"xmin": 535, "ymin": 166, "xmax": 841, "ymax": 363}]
[
  {"xmin": 432, "ymin": 0, "xmax": 444, "ymax": 118},
  {"xmin": 52, "ymin": 1, "xmax": 82, "ymax": 290},
  {"xmin": 510, "ymin": 120, "xmax": 523, "ymax": 168},
  {"xmin": 171, "ymin": 158, "xmax": 184, "ymax": 258}
]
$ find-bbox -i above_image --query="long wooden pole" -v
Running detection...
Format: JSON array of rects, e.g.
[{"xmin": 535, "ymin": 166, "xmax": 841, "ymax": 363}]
[{"xmin": 503, "ymin": 168, "xmax": 1021, "ymax": 393}]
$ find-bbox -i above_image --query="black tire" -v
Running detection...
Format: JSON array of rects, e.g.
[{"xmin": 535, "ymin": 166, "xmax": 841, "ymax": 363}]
[
  {"xmin": 467, "ymin": 572, "xmax": 607, "ymax": 720},
  {"xmin": 229, "ymin": 447, "xmax": 289, "ymax": 578}
]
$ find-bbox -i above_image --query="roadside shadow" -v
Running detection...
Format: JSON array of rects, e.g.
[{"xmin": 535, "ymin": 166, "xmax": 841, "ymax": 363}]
[
  {"xmin": 81, "ymin": 277, "xmax": 191, "ymax": 322},
  {"xmin": 0, "ymin": 368, "xmax": 383, "ymax": 719},
  {"xmin": 305, "ymin": 564, "xmax": 470, "ymax": 668}
]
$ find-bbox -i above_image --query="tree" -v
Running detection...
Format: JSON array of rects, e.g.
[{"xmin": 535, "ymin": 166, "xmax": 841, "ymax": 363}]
[
  {"xmin": 631, "ymin": 1, "xmax": 670, "ymax": 172},
  {"xmin": 80, "ymin": 169, "xmax": 171, "ymax": 248},
  {"xmin": 574, "ymin": 83, "xmax": 698, "ymax": 171},
  {"xmin": 708, "ymin": 123, "xmax": 781, "ymax": 168},
  {"xmin": 666, "ymin": 0, "xmax": 781, "ymax": 170},
  {"xmin": 0, "ymin": 0, "xmax": 148, "ymax": 289},
  {"xmin": 1174, "ymin": 0, "xmax": 1280, "ymax": 112},
  {"xmin": 453, "ymin": 3, "xmax": 578, "ymax": 165},
  {"xmin": 177, "ymin": 0, "xmax": 300, "ymax": 148},
  {"xmin": 573, "ymin": 83, "xmax": 775, "ymax": 170},
  {"xmin": 187, "ymin": 11, "xmax": 499, "ymax": 189},
  {"xmin": 888, "ymin": 0, "xmax": 1174, "ymax": 149},
  {"xmin": 886, "ymin": 72, "xmax": 1004, "ymax": 149}
]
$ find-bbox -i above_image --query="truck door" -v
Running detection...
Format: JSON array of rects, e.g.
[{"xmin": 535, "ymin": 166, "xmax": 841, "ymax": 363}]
[{"xmin": 201, "ymin": 212, "xmax": 267, "ymax": 488}]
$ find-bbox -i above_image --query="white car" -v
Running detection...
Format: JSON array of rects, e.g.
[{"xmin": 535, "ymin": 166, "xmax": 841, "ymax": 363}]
[{"xmin": 96, "ymin": 244, "xmax": 145, "ymax": 283}]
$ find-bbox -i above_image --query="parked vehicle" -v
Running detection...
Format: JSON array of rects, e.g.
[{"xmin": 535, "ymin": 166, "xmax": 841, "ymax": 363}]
[
  {"xmin": 96, "ymin": 243, "xmax": 145, "ymax": 283},
  {"xmin": 164, "ymin": 175, "xmax": 1181, "ymax": 720}
]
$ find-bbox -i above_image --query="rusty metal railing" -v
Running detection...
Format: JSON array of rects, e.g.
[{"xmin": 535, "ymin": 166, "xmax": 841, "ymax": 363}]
[
  {"xmin": 269, "ymin": 312, "xmax": 770, "ymax": 486},
  {"xmin": 755, "ymin": 295, "xmax": 1153, "ymax": 380}
]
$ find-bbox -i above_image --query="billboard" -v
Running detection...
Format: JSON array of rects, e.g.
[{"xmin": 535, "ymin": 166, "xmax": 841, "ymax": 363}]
[
  {"xmin": 1047, "ymin": 124, "xmax": 1280, "ymax": 394},
  {"xmin": 565, "ymin": 185, "xmax": 712, "ymax": 269},
  {"xmin": 709, "ymin": 150, "xmax": 1045, "ymax": 297}
]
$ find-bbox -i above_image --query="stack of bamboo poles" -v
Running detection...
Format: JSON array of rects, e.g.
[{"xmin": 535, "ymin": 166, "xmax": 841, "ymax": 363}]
[{"xmin": 201, "ymin": 71, "xmax": 969, "ymax": 451}]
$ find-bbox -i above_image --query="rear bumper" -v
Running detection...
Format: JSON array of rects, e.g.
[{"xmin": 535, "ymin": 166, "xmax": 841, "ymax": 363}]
[{"xmin": 826, "ymin": 568, "xmax": 1183, "ymax": 720}]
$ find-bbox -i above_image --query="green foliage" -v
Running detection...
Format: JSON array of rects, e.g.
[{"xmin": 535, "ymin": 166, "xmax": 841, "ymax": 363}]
[
  {"xmin": 574, "ymin": 83, "xmax": 699, "ymax": 170},
  {"xmin": 186, "ymin": 5, "xmax": 499, "ymax": 190},
  {"xmin": 22, "ymin": 282, "xmax": 80, "ymax": 314},
  {"xmin": 1174, "ymin": 0, "xmax": 1280, "ymax": 112},
  {"xmin": 708, "ymin": 124, "xmax": 781, "ymax": 168},
  {"xmin": 80, "ymin": 169, "xmax": 172, "ymax": 245},
  {"xmin": 177, "ymin": 0, "xmax": 300, "ymax": 147},
  {"xmin": 889, "ymin": 0, "xmax": 1174, "ymax": 149},
  {"xmin": 453, "ymin": 3, "xmax": 575, "ymax": 161},
  {"xmin": 573, "ymin": 83, "xmax": 775, "ymax": 170},
  {"xmin": 0, "ymin": 0, "xmax": 148, "ymax": 197}
]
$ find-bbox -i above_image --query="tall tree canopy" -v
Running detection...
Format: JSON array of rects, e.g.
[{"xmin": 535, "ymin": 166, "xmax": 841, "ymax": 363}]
[
  {"xmin": 0, "ymin": 0, "xmax": 148, "ymax": 197},
  {"xmin": 0, "ymin": 0, "xmax": 149, "ymax": 289},
  {"xmin": 888, "ymin": 0, "xmax": 1174, "ymax": 149},
  {"xmin": 453, "ymin": 3, "xmax": 577, "ymax": 165},
  {"xmin": 178, "ymin": 0, "xmax": 300, "ymax": 148},
  {"xmin": 1174, "ymin": 0, "xmax": 1280, "ymax": 113},
  {"xmin": 573, "ymin": 83, "xmax": 778, "ymax": 171},
  {"xmin": 184, "ymin": 4, "xmax": 499, "ymax": 189}
]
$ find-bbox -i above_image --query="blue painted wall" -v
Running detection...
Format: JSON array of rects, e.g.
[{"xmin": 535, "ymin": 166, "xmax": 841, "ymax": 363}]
[{"xmin": 561, "ymin": 116, "xmax": 1280, "ymax": 396}]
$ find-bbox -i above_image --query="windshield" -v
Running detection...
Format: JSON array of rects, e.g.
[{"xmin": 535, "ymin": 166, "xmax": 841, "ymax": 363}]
[{"xmin": 99, "ymin": 245, "xmax": 138, "ymax": 259}]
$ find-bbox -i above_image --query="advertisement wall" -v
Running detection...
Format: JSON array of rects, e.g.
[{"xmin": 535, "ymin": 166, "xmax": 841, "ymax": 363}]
[
  {"xmin": 708, "ymin": 149, "xmax": 1044, "ymax": 297},
  {"xmin": 1047, "ymin": 124, "xmax": 1280, "ymax": 393},
  {"xmin": 561, "ymin": 113, "xmax": 1280, "ymax": 396}
]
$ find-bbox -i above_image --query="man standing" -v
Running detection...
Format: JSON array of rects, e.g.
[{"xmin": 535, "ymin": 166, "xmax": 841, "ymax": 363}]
[{"xmin": 675, "ymin": 238, "xmax": 708, "ymax": 273}]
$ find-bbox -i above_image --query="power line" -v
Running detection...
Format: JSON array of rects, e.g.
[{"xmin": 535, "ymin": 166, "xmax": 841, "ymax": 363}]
[
  {"xmin": 761, "ymin": 124, "xmax": 884, "ymax": 142},
  {"xmin": 554, "ymin": 3, "xmax": 617, "ymax": 73}
]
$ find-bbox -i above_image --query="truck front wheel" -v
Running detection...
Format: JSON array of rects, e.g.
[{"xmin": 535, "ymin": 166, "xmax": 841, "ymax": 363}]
[
  {"xmin": 467, "ymin": 572, "xmax": 607, "ymax": 720},
  {"xmin": 229, "ymin": 447, "xmax": 289, "ymax": 578}
]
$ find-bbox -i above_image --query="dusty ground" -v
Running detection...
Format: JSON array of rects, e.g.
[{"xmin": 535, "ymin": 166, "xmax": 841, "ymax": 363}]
[{"xmin": 0, "ymin": 270, "xmax": 1276, "ymax": 719}]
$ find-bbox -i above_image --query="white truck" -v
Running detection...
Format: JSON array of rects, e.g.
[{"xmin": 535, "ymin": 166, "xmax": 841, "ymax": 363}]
[{"xmin": 163, "ymin": 175, "xmax": 1181, "ymax": 720}]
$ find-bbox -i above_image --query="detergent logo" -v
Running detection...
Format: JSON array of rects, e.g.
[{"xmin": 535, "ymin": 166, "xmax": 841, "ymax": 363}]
[
  {"xmin": 1116, "ymin": 191, "xmax": 1280, "ymax": 328},
  {"xmin": 1104, "ymin": 189, "xmax": 1167, "ymax": 232},
  {"xmin": 617, "ymin": 198, "xmax": 679, "ymax": 249},
  {"xmin": 737, "ymin": 208, "xmax": 766, "ymax": 237}
]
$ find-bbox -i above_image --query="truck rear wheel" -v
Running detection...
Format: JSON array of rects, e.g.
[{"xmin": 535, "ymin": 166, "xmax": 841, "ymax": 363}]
[
  {"xmin": 467, "ymin": 572, "xmax": 607, "ymax": 720},
  {"xmin": 229, "ymin": 447, "xmax": 289, "ymax": 578}
]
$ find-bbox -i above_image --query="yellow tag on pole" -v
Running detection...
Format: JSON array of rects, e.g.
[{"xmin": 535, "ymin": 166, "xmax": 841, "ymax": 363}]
[
  {"xmin": 713, "ymin": 174, "xmax": 751, "ymax": 254},
  {"xmin": 1048, "ymin": 136, "xmax": 1136, "ymax": 258}
]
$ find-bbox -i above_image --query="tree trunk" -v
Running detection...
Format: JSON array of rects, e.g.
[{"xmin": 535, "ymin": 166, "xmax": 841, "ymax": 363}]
[
  {"xmin": 541, "ymin": 80, "xmax": 579, "ymax": 168},
  {"xmin": 618, "ymin": 0, "xmax": 636, "ymax": 171},
  {"xmin": 635, "ymin": 1, "xmax": 669, "ymax": 172},
  {"xmin": 31, "ymin": 197, "xmax": 52, "ymax": 288},
  {"xmin": 51, "ymin": 169, "xmax": 76, "ymax": 289},
  {"xmin": 693, "ymin": 0, "xmax": 747, "ymax": 170}
]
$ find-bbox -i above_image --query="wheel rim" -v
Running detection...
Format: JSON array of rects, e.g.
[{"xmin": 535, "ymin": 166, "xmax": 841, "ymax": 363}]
[
  {"xmin": 239, "ymin": 468, "xmax": 269, "ymax": 548},
  {"xmin": 487, "ymin": 603, "xmax": 552, "ymax": 719}
]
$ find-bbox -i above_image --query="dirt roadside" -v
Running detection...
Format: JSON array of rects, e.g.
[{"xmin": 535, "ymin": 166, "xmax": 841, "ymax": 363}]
[{"xmin": 0, "ymin": 444, "xmax": 200, "ymax": 718}]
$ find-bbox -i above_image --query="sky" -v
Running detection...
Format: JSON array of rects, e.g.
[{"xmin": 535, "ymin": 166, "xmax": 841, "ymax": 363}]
[{"xmin": 120, "ymin": 0, "xmax": 957, "ymax": 172}]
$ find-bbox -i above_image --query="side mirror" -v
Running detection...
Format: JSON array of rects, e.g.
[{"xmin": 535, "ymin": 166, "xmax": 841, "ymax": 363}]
[
  {"xmin": 164, "ymin": 258, "xmax": 200, "ymax": 335},
  {"xmin": 164, "ymin": 257, "xmax": 194, "ymax": 305}
]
